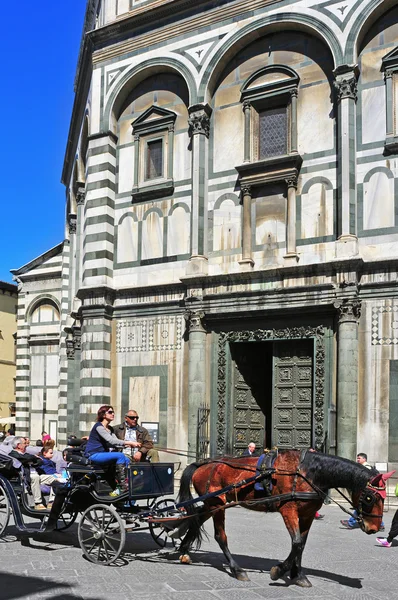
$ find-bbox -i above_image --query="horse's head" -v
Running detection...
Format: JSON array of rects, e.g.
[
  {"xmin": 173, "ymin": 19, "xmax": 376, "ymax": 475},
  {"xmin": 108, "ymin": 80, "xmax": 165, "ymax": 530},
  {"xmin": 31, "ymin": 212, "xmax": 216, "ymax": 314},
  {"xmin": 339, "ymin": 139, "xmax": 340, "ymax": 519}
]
[{"xmin": 354, "ymin": 471, "xmax": 395, "ymax": 534}]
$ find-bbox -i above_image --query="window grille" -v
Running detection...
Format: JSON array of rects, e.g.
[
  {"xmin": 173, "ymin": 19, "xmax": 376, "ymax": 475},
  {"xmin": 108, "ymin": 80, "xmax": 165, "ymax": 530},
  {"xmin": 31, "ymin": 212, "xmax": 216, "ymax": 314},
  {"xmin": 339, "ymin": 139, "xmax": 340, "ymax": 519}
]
[
  {"xmin": 146, "ymin": 139, "xmax": 163, "ymax": 179},
  {"xmin": 259, "ymin": 107, "xmax": 287, "ymax": 159}
]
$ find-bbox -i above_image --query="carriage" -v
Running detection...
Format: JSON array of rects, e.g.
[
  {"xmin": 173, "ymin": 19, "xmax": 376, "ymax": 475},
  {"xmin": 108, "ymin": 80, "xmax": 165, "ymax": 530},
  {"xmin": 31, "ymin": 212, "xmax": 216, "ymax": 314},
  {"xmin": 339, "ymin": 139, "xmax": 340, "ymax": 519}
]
[
  {"xmin": 0, "ymin": 447, "xmax": 392, "ymax": 585},
  {"xmin": 0, "ymin": 452, "xmax": 182, "ymax": 565}
]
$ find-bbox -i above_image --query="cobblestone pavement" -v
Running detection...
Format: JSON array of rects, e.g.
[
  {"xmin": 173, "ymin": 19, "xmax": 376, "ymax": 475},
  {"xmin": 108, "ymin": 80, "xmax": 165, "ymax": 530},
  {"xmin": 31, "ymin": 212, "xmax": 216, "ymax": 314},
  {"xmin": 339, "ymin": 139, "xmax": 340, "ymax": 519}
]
[{"xmin": 0, "ymin": 503, "xmax": 396, "ymax": 600}]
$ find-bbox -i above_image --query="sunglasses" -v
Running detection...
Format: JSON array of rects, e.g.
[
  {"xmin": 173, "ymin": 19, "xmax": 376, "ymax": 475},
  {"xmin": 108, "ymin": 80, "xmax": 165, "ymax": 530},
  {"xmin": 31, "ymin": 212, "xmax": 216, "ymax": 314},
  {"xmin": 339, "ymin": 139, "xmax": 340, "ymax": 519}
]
[
  {"xmin": 106, "ymin": 410, "xmax": 115, "ymax": 414},
  {"xmin": 126, "ymin": 415, "xmax": 138, "ymax": 419}
]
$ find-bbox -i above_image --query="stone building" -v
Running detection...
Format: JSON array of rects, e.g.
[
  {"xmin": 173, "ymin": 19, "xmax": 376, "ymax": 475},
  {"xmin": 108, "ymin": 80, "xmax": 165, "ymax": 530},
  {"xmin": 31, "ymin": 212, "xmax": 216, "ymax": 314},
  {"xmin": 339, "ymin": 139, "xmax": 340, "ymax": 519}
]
[
  {"xmin": 0, "ymin": 281, "xmax": 17, "ymax": 428},
  {"xmin": 12, "ymin": 0, "xmax": 398, "ymax": 466}
]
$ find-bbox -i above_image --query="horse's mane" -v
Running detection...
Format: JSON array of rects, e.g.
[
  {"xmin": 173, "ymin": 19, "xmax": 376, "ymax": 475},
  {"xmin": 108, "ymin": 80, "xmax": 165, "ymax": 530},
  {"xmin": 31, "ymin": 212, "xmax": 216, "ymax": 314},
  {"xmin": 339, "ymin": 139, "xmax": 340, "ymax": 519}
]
[{"xmin": 302, "ymin": 451, "xmax": 378, "ymax": 493}]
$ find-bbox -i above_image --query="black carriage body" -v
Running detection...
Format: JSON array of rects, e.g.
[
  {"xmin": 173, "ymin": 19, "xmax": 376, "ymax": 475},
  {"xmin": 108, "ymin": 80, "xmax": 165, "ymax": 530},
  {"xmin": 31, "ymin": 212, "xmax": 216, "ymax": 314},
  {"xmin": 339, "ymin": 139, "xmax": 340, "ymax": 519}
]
[{"xmin": 128, "ymin": 463, "xmax": 174, "ymax": 499}]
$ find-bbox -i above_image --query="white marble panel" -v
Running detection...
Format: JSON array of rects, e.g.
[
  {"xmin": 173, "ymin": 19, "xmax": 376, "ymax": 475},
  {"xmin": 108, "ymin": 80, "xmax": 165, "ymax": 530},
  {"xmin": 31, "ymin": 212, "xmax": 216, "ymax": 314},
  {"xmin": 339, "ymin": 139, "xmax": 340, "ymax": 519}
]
[
  {"xmin": 46, "ymin": 388, "xmax": 58, "ymax": 411},
  {"xmin": 362, "ymin": 86, "xmax": 386, "ymax": 144},
  {"xmin": 167, "ymin": 207, "xmax": 189, "ymax": 256},
  {"xmin": 174, "ymin": 133, "xmax": 191, "ymax": 182},
  {"xmin": 31, "ymin": 388, "xmax": 43, "ymax": 411},
  {"xmin": 301, "ymin": 184, "xmax": 334, "ymax": 238},
  {"xmin": 213, "ymin": 199, "xmax": 241, "ymax": 251},
  {"xmin": 255, "ymin": 192, "xmax": 286, "ymax": 245},
  {"xmin": 30, "ymin": 355, "xmax": 45, "ymax": 386},
  {"xmin": 117, "ymin": 214, "xmax": 138, "ymax": 263},
  {"xmin": 142, "ymin": 211, "xmax": 163, "ymax": 260},
  {"xmin": 363, "ymin": 171, "xmax": 394, "ymax": 229},
  {"xmin": 213, "ymin": 105, "xmax": 243, "ymax": 173},
  {"xmin": 46, "ymin": 355, "xmax": 59, "ymax": 386},
  {"xmin": 117, "ymin": 0, "xmax": 130, "ymax": 15},
  {"xmin": 129, "ymin": 377, "xmax": 160, "ymax": 423},
  {"xmin": 118, "ymin": 146, "xmax": 134, "ymax": 194},
  {"xmin": 298, "ymin": 83, "xmax": 334, "ymax": 154}
]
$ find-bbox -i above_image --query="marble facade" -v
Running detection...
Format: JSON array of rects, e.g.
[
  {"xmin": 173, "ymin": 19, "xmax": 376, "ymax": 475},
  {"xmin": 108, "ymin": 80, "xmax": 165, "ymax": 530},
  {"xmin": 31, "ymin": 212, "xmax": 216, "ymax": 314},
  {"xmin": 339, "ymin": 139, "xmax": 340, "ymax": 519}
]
[{"xmin": 11, "ymin": 0, "xmax": 398, "ymax": 472}]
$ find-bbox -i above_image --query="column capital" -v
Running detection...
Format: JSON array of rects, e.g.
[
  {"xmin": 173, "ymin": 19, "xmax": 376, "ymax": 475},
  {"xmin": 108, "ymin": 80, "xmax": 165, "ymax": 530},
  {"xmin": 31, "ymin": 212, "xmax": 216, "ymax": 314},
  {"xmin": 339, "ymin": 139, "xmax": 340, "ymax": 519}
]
[
  {"xmin": 290, "ymin": 88, "xmax": 298, "ymax": 99},
  {"xmin": 384, "ymin": 68, "xmax": 395, "ymax": 81},
  {"xmin": 335, "ymin": 299, "xmax": 362, "ymax": 323},
  {"xmin": 184, "ymin": 310, "xmax": 206, "ymax": 334},
  {"xmin": 68, "ymin": 216, "xmax": 77, "ymax": 235},
  {"xmin": 188, "ymin": 103, "xmax": 212, "ymax": 138},
  {"xmin": 285, "ymin": 176, "xmax": 298, "ymax": 189},
  {"xmin": 76, "ymin": 187, "xmax": 86, "ymax": 206},
  {"xmin": 243, "ymin": 100, "xmax": 252, "ymax": 111},
  {"xmin": 240, "ymin": 183, "xmax": 252, "ymax": 197},
  {"xmin": 333, "ymin": 64, "xmax": 359, "ymax": 103}
]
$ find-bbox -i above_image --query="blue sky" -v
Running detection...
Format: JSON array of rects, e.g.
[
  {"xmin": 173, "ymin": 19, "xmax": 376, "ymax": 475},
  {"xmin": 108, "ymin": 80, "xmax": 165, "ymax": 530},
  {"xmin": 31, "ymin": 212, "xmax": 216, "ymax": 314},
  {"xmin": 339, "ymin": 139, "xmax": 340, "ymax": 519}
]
[{"xmin": 0, "ymin": 2, "xmax": 87, "ymax": 283}]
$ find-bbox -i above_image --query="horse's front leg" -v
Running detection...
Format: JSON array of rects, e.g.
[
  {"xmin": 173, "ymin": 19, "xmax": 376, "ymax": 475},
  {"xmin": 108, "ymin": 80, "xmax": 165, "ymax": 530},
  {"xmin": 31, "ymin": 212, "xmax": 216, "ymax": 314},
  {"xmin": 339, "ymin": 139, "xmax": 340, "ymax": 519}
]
[
  {"xmin": 269, "ymin": 504, "xmax": 313, "ymax": 588},
  {"xmin": 213, "ymin": 505, "xmax": 249, "ymax": 581}
]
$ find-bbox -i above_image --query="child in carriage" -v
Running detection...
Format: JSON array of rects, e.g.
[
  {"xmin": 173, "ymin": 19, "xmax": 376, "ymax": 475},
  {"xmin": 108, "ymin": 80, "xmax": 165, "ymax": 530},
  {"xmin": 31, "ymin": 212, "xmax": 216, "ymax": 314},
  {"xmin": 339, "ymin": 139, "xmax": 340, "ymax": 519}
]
[{"xmin": 34, "ymin": 446, "xmax": 67, "ymax": 509}]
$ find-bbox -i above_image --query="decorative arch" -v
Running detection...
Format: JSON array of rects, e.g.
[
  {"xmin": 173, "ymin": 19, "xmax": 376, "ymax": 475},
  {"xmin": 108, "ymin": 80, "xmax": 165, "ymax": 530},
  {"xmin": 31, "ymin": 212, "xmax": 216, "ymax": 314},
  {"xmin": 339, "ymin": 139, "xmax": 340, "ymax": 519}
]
[
  {"xmin": 103, "ymin": 58, "xmax": 197, "ymax": 133},
  {"xmin": 345, "ymin": 0, "xmax": 397, "ymax": 63},
  {"xmin": 363, "ymin": 166, "xmax": 394, "ymax": 183},
  {"xmin": 361, "ymin": 166, "xmax": 395, "ymax": 231},
  {"xmin": 198, "ymin": 14, "xmax": 342, "ymax": 102},
  {"xmin": 168, "ymin": 202, "xmax": 190, "ymax": 216},
  {"xmin": 213, "ymin": 192, "xmax": 240, "ymax": 210},
  {"xmin": 241, "ymin": 64, "xmax": 300, "ymax": 94},
  {"xmin": 299, "ymin": 177, "xmax": 335, "ymax": 240},
  {"xmin": 117, "ymin": 211, "xmax": 139, "ymax": 264},
  {"xmin": 27, "ymin": 295, "xmax": 61, "ymax": 323},
  {"xmin": 167, "ymin": 205, "xmax": 190, "ymax": 256},
  {"xmin": 141, "ymin": 208, "xmax": 164, "ymax": 260},
  {"xmin": 301, "ymin": 176, "xmax": 334, "ymax": 195}
]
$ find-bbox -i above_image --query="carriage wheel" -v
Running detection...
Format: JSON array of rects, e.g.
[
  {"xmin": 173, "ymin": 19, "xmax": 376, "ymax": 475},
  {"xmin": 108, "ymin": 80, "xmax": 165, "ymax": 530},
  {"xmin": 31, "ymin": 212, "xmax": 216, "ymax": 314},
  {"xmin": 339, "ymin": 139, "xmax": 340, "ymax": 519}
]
[
  {"xmin": 0, "ymin": 486, "xmax": 10, "ymax": 537},
  {"xmin": 55, "ymin": 503, "xmax": 78, "ymax": 531},
  {"xmin": 149, "ymin": 498, "xmax": 180, "ymax": 548},
  {"xmin": 78, "ymin": 503, "xmax": 125, "ymax": 565}
]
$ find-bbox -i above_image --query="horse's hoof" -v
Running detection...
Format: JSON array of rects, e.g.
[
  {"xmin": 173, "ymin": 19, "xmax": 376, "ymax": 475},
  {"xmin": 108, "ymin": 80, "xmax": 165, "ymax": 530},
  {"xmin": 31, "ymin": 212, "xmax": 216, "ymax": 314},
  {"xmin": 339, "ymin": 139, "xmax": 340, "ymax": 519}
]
[
  {"xmin": 235, "ymin": 571, "xmax": 250, "ymax": 581},
  {"xmin": 293, "ymin": 576, "xmax": 312, "ymax": 588},
  {"xmin": 270, "ymin": 566, "xmax": 281, "ymax": 581},
  {"xmin": 179, "ymin": 554, "xmax": 192, "ymax": 564}
]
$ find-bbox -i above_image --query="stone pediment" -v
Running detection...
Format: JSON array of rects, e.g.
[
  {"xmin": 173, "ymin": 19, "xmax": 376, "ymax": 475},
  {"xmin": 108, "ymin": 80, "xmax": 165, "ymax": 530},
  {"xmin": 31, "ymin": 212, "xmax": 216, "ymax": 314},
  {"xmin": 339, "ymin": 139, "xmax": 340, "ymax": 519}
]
[
  {"xmin": 382, "ymin": 47, "xmax": 398, "ymax": 72},
  {"xmin": 132, "ymin": 105, "xmax": 177, "ymax": 135}
]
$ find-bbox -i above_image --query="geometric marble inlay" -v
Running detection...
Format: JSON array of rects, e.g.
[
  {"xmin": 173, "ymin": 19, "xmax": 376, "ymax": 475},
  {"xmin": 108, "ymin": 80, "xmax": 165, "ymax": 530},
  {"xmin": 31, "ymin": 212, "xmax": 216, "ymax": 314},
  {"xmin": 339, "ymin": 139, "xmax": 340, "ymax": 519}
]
[
  {"xmin": 372, "ymin": 306, "xmax": 398, "ymax": 345},
  {"xmin": 116, "ymin": 316, "xmax": 183, "ymax": 352}
]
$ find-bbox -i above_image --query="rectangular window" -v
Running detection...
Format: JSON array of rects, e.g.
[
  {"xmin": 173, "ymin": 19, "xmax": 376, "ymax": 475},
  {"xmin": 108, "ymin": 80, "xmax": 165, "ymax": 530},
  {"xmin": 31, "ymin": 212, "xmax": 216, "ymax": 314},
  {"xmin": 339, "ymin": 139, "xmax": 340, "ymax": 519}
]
[
  {"xmin": 259, "ymin": 107, "xmax": 287, "ymax": 159},
  {"xmin": 145, "ymin": 139, "xmax": 163, "ymax": 180}
]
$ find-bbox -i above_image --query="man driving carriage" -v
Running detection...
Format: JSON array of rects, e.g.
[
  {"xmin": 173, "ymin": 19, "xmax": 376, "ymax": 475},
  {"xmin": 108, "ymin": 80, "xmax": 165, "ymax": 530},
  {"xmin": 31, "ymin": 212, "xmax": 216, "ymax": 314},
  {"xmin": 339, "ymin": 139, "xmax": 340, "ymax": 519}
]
[{"xmin": 113, "ymin": 410, "xmax": 159, "ymax": 463}]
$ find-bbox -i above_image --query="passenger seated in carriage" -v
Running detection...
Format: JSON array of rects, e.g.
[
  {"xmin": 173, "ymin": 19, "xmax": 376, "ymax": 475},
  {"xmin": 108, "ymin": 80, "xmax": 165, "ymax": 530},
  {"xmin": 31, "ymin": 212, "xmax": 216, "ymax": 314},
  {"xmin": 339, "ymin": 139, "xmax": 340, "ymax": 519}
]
[
  {"xmin": 34, "ymin": 446, "xmax": 67, "ymax": 510},
  {"xmin": 8, "ymin": 437, "xmax": 49, "ymax": 510},
  {"xmin": 85, "ymin": 405, "xmax": 135, "ymax": 496}
]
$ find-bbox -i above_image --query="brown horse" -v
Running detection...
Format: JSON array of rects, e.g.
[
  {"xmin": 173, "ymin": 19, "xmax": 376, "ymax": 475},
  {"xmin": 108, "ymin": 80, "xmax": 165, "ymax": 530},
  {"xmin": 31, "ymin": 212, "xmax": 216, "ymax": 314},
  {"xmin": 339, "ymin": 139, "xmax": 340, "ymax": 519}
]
[{"xmin": 174, "ymin": 450, "xmax": 392, "ymax": 587}]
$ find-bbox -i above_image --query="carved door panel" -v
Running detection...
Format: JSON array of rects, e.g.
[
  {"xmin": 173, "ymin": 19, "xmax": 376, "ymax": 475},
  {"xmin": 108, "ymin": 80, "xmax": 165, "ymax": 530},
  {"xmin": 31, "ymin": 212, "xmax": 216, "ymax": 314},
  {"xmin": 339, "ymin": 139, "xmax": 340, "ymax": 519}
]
[
  {"xmin": 232, "ymin": 347, "xmax": 265, "ymax": 455},
  {"xmin": 273, "ymin": 340, "xmax": 313, "ymax": 449}
]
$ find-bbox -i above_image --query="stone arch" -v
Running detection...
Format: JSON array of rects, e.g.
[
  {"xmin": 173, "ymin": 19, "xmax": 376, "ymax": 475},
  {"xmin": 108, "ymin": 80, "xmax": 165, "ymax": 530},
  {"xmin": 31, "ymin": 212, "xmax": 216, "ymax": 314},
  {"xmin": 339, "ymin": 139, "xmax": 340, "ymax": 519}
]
[
  {"xmin": 198, "ymin": 14, "xmax": 342, "ymax": 102},
  {"xmin": 117, "ymin": 211, "xmax": 139, "ymax": 264},
  {"xmin": 212, "ymin": 193, "xmax": 241, "ymax": 252},
  {"xmin": 142, "ymin": 207, "xmax": 164, "ymax": 260},
  {"xmin": 27, "ymin": 295, "xmax": 61, "ymax": 322},
  {"xmin": 300, "ymin": 177, "xmax": 335, "ymax": 239},
  {"xmin": 167, "ymin": 204, "xmax": 190, "ymax": 256},
  {"xmin": 345, "ymin": 0, "xmax": 397, "ymax": 63},
  {"xmin": 103, "ymin": 58, "xmax": 197, "ymax": 134},
  {"xmin": 362, "ymin": 167, "xmax": 395, "ymax": 230}
]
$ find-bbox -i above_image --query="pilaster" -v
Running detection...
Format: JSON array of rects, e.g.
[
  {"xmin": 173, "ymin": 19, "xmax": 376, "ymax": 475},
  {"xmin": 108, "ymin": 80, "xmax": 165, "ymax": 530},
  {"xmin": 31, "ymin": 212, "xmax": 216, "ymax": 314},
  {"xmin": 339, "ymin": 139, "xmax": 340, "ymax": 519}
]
[
  {"xmin": 333, "ymin": 65, "xmax": 359, "ymax": 258},
  {"xmin": 335, "ymin": 298, "xmax": 361, "ymax": 460},
  {"xmin": 239, "ymin": 184, "xmax": 254, "ymax": 269},
  {"xmin": 186, "ymin": 103, "xmax": 212, "ymax": 277},
  {"xmin": 284, "ymin": 176, "xmax": 299, "ymax": 263},
  {"xmin": 185, "ymin": 309, "xmax": 207, "ymax": 459}
]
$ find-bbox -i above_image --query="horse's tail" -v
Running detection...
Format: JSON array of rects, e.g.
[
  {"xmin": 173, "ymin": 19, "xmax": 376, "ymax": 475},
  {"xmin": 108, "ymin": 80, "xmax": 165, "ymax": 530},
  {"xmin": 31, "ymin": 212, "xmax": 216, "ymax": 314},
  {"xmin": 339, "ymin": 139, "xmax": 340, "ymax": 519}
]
[{"xmin": 176, "ymin": 462, "xmax": 207, "ymax": 549}]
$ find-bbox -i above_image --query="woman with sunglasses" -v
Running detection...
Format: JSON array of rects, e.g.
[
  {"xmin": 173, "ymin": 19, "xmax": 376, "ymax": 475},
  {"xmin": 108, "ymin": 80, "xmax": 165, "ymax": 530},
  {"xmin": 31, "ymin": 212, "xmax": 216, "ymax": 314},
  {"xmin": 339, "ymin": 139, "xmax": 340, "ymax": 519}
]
[{"xmin": 85, "ymin": 405, "xmax": 135, "ymax": 495}]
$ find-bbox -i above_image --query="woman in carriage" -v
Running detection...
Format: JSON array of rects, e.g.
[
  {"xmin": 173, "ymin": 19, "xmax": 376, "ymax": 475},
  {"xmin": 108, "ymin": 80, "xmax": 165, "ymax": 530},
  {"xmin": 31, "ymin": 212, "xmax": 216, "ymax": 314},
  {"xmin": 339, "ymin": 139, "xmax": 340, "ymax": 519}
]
[{"xmin": 85, "ymin": 405, "xmax": 135, "ymax": 495}]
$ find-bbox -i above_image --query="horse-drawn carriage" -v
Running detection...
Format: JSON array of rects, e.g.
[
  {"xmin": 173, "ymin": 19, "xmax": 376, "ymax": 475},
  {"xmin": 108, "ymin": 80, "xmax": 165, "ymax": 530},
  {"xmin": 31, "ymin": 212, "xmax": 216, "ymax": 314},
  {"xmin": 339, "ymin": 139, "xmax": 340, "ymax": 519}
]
[{"xmin": 0, "ymin": 447, "xmax": 392, "ymax": 586}]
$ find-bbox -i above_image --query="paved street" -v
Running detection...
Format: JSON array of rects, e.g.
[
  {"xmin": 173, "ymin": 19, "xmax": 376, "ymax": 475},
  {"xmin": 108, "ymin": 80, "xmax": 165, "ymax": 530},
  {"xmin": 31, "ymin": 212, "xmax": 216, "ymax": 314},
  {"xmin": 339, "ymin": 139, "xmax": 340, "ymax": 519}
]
[{"xmin": 0, "ymin": 501, "xmax": 396, "ymax": 600}]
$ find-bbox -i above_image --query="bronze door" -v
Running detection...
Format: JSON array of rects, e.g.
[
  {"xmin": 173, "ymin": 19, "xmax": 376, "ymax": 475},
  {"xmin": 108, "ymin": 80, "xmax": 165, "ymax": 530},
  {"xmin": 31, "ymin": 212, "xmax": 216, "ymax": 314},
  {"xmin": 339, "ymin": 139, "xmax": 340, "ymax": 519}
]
[
  {"xmin": 231, "ymin": 344, "xmax": 266, "ymax": 455},
  {"xmin": 273, "ymin": 340, "xmax": 313, "ymax": 449}
]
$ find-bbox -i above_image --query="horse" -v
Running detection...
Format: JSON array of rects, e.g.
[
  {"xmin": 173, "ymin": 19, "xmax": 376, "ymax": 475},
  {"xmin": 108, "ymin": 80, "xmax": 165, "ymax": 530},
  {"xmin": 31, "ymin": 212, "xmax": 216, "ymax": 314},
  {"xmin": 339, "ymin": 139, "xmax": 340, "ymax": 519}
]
[{"xmin": 174, "ymin": 450, "xmax": 393, "ymax": 587}]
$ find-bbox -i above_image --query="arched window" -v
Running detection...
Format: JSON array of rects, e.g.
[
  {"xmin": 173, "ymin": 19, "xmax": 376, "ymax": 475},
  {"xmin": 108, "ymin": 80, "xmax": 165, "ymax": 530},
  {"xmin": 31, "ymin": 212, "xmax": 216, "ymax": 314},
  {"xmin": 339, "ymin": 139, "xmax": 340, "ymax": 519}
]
[{"xmin": 31, "ymin": 302, "xmax": 60, "ymax": 324}]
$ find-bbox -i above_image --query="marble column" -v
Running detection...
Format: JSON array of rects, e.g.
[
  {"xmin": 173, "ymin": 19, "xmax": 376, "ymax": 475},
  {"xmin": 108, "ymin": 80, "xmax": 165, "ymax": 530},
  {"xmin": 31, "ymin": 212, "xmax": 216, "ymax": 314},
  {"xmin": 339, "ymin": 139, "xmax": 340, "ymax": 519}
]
[
  {"xmin": 333, "ymin": 65, "xmax": 359, "ymax": 257},
  {"xmin": 187, "ymin": 103, "xmax": 212, "ymax": 276},
  {"xmin": 290, "ymin": 89, "xmax": 298, "ymax": 153},
  {"xmin": 336, "ymin": 299, "xmax": 361, "ymax": 460},
  {"xmin": 185, "ymin": 310, "xmax": 207, "ymax": 459},
  {"xmin": 243, "ymin": 101, "xmax": 251, "ymax": 162},
  {"xmin": 239, "ymin": 184, "xmax": 254, "ymax": 268},
  {"xmin": 284, "ymin": 176, "xmax": 298, "ymax": 260},
  {"xmin": 75, "ymin": 187, "xmax": 85, "ymax": 292}
]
